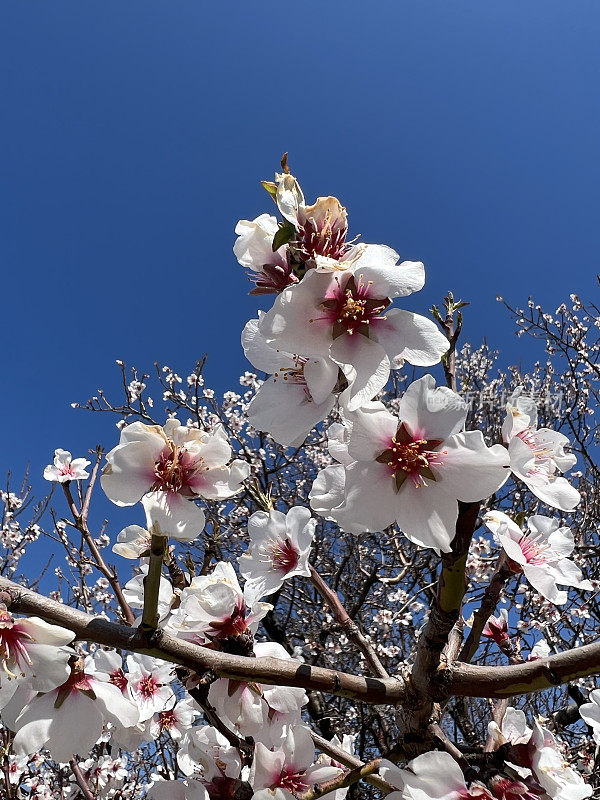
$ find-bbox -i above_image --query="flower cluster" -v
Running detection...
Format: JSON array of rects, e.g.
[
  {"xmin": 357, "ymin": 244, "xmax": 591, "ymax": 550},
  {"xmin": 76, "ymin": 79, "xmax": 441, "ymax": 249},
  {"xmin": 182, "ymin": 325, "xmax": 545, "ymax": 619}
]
[{"xmin": 0, "ymin": 162, "xmax": 595, "ymax": 800}]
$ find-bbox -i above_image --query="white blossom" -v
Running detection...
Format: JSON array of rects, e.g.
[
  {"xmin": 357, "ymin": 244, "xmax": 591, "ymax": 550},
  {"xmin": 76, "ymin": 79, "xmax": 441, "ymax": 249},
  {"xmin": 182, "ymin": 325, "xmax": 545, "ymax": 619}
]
[
  {"xmin": 239, "ymin": 506, "xmax": 315, "ymax": 605},
  {"xmin": 258, "ymin": 247, "xmax": 448, "ymax": 411},
  {"xmin": 579, "ymin": 689, "xmax": 600, "ymax": 745},
  {"xmin": 311, "ymin": 376, "xmax": 509, "ymax": 551},
  {"xmin": 43, "ymin": 449, "xmax": 90, "ymax": 483},
  {"xmin": 484, "ymin": 511, "xmax": 592, "ymax": 605},
  {"xmin": 101, "ymin": 419, "xmax": 250, "ymax": 540},
  {"xmin": 502, "ymin": 388, "xmax": 580, "ymax": 511},
  {"xmin": 242, "ymin": 316, "xmax": 337, "ymax": 446},
  {"xmin": 0, "ymin": 609, "xmax": 75, "ymax": 710},
  {"xmin": 11, "ymin": 662, "xmax": 139, "ymax": 763}
]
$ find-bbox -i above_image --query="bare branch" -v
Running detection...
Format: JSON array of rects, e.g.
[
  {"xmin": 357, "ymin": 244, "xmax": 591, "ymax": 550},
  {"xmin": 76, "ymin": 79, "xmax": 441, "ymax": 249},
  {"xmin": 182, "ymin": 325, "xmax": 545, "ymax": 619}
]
[
  {"xmin": 0, "ymin": 577, "xmax": 407, "ymax": 705},
  {"xmin": 299, "ymin": 759, "xmax": 382, "ymax": 800},
  {"xmin": 70, "ymin": 758, "xmax": 96, "ymax": 800},
  {"xmin": 309, "ymin": 564, "xmax": 389, "ymax": 679}
]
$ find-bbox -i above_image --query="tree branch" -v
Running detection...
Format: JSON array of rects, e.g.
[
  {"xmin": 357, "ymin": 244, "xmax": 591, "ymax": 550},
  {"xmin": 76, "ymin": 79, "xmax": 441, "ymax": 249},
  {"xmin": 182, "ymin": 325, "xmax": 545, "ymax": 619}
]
[
  {"xmin": 0, "ymin": 577, "xmax": 406, "ymax": 705},
  {"xmin": 309, "ymin": 564, "xmax": 389, "ymax": 679},
  {"xmin": 61, "ymin": 482, "xmax": 134, "ymax": 625},
  {"xmin": 310, "ymin": 733, "xmax": 395, "ymax": 795},
  {"xmin": 299, "ymin": 759, "xmax": 382, "ymax": 800},
  {"xmin": 7, "ymin": 574, "xmax": 600, "ymax": 713},
  {"xmin": 446, "ymin": 641, "xmax": 600, "ymax": 698},
  {"xmin": 389, "ymin": 502, "xmax": 480, "ymax": 759},
  {"xmin": 70, "ymin": 758, "xmax": 95, "ymax": 800},
  {"xmin": 458, "ymin": 555, "xmax": 512, "ymax": 663},
  {"xmin": 411, "ymin": 502, "xmax": 479, "ymax": 696}
]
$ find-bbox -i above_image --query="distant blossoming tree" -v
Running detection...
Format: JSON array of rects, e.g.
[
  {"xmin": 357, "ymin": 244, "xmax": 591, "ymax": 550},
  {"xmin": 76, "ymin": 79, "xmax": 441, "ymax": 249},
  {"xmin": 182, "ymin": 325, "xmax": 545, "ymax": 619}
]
[{"xmin": 1, "ymin": 155, "xmax": 600, "ymax": 800}]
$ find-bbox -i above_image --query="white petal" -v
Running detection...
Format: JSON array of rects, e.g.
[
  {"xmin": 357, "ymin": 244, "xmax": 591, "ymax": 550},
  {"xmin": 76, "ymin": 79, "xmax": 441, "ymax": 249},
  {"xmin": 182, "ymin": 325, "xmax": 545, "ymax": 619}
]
[
  {"xmin": 142, "ymin": 491, "xmax": 206, "ymax": 541},
  {"xmin": 21, "ymin": 617, "xmax": 75, "ymax": 647},
  {"xmin": 247, "ymin": 377, "xmax": 334, "ymax": 447},
  {"xmin": 242, "ymin": 316, "xmax": 294, "ymax": 374},
  {"xmin": 376, "ymin": 309, "xmax": 448, "ymax": 366},
  {"xmin": 259, "ymin": 272, "xmax": 332, "ymax": 359},
  {"xmin": 524, "ymin": 564, "xmax": 566, "ymax": 605},
  {"xmin": 113, "ymin": 524, "xmax": 151, "ymax": 558},
  {"xmin": 497, "ymin": 531, "xmax": 528, "ymax": 566},
  {"xmin": 398, "ymin": 375, "xmax": 467, "ymax": 440},
  {"xmin": 550, "ymin": 558, "xmax": 592, "ymax": 591},
  {"xmin": 286, "ymin": 506, "xmax": 315, "ymax": 553},
  {"xmin": 331, "ymin": 335, "xmax": 390, "ymax": 412},
  {"xmin": 400, "ymin": 750, "xmax": 466, "ymax": 796},
  {"xmin": 327, "ymin": 421, "xmax": 354, "ymax": 466},
  {"xmin": 327, "ymin": 461, "xmax": 400, "ymax": 535},
  {"xmin": 521, "ymin": 473, "xmax": 581, "ymax": 512},
  {"xmin": 352, "ymin": 246, "xmax": 425, "ymax": 298},
  {"xmin": 11, "ymin": 694, "xmax": 54, "ymax": 757},
  {"xmin": 395, "ymin": 479, "xmax": 458, "ymax": 552},
  {"xmin": 276, "ymin": 173, "xmax": 304, "ymax": 226},
  {"xmin": 309, "ymin": 465, "xmax": 347, "ymax": 518},
  {"xmin": 196, "ymin": 461, "xmax": 249, "ymax": 500},
  {"xmin": 92, "ymin": 679, "xmax": 140, "ymax": 727},
  {"xmin": 435, "ymin": 433, "xmax": 510, "ymax": 502},
  {"xmin": 49, "ymin": 692, "xmax": 104, "ymax": 763},
  {"xmin": 345, "ymin": 403, "xmax": 397, "ymax": 462},
  {"xmin": 537, "ymin": 428, "xmax": 577, "ymax": 473},
  {"xmin": 484, "ymin": 510, "xmax": 523, "ymax": 541},
  {"xmin": 234, "ymin": 214, "xmax": 280, "ymax": 270},
  {"xmin": 101, "ymin": 424, "xmax": 166, "ymax": 506},
  {"xmin": 303, "ymin": 357, "xmax": 338, "ymax": 405}
]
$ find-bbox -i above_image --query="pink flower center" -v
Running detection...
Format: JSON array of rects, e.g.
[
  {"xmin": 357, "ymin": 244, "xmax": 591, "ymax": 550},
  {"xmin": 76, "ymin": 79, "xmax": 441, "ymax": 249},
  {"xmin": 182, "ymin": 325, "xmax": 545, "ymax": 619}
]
[
  {"xmin": 152, "ymin": 443, "xmax": 199, "ymax": 494},
  {"xmin": 209, "ymin": 601, "xmax": 249, "ymax": 639},
  {"xmin": 318, "ymin": 275, "xmax": 390, "ymax": 337},
  {"xmin": 59, "ymin": 464, "xmax": 76, "ymax": 477},
  {"xmin": 517, "ymin": 533, "xmax": 551, "ymax": 566},
  {"xmin": 249, "ymin": 257, "xmax": 298, "ymax": 296},
  {"xmin": 137, "ymin": 674, "xmax": 159, "ymax": 699},
  {"xmin": 269, "ymin": 538, "xmax": 300, "ymax": 574},
  {"xmin": 376, "ymin": 423, "xmax": 444, "ymax": 490},
  {"xmin": 488, "ymin": 776, "xmax": 544, "ymax": 800},
  {"xmin": 157, "ymin": 708, "xmax": 177, "ymax": 730},
  {"xmin": 274, "ymin": 768, "xmax": 309, "ymax": 793},
  {"xmin": 458, "ymin": 787, "xmax": 494, "ymax": 799},
  {"xmin": 54, "ymin": 668, "xmax": 95, "ymax": 706},
  {"xmin": 297, "ymin": 215, "xmax": 347, "ymax": 263},
  {"xmin": 109, "ymin": 668, "xmax": 129, "ymax": 694},
  {"xmin": 482, "ymin": 616, "xmax": 509, "ymax": 645},
  {"xmin": 0, "ymin": 610, "xmax": 34, "ymax": 675},
  {"xmin": 515, "ymin": 429, "xmax": 555, "ymax": 478}
]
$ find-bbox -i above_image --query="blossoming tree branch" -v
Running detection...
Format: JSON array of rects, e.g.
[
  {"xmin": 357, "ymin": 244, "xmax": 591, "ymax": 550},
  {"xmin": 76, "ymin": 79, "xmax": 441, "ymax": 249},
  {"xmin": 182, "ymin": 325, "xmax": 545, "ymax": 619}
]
[{"xmin": 1, "ymin": 155, "xmax": 599, "ymax": 800}]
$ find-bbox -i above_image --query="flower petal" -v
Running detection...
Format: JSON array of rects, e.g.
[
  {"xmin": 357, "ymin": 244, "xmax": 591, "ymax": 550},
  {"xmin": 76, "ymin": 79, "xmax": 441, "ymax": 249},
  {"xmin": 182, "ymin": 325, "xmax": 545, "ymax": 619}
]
[
  {"xmin": 376, "ymin": 308, "xmax": 448, "ymax": 367},
  {"xmin": 398, "ymin": 375, "xmax": 467, "ymax": 440}
]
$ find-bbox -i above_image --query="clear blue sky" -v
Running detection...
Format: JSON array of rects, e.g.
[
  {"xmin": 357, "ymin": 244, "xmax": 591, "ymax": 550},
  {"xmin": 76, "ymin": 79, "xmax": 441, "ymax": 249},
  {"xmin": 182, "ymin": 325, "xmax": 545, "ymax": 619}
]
[{"xmin": 2, "ymin": 2, "xmax": 599, "ymax": 515}]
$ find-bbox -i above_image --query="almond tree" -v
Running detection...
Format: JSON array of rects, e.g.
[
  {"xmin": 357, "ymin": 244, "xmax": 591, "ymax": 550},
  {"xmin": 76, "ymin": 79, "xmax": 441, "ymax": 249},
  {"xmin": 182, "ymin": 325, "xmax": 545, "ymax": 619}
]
[{"xmin": 0, "ymin": 157, "xmax": 599, "ymax": 800}]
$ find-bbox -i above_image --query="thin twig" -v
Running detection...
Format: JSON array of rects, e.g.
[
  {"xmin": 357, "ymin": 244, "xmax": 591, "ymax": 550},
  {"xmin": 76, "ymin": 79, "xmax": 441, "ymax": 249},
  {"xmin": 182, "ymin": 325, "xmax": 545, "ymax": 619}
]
[
  {"xmin": 310, "ymin": 733, "xmax": 395, "ymax": 794},
  {"xmin": 61, "ymin": 483, "xmax": 134, "ymax": 625},
  {"xmin": 299, "ymin": 759, "xmax": 382, "ymax": 800},
  {"xmin": 459, "ymin": 555, "xmax": 512, "ymax": 663},
  {"xmin": 70, "ymin": 758, "xmax": 95, "ymax": 800},
  {"xmin": 309, "ymin": 565, "xmax": 389, "ymax": 679}
]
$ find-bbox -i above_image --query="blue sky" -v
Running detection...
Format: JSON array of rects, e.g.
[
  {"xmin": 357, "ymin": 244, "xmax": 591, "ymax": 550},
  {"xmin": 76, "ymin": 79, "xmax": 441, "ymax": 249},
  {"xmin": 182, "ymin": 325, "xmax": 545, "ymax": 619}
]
[{"xmin": 1, "ymin": 2, "xmax": 599, "ymax": 532}]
